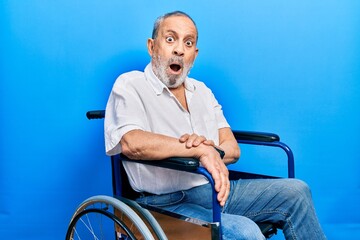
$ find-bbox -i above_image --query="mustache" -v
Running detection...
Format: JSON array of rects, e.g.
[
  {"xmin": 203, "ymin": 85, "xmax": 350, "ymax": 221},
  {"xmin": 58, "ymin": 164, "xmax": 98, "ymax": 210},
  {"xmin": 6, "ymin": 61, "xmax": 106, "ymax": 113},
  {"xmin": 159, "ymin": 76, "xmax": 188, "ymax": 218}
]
[{"xmin": 168, "ymin": 57, "xmax": 184, "ymax": 67}]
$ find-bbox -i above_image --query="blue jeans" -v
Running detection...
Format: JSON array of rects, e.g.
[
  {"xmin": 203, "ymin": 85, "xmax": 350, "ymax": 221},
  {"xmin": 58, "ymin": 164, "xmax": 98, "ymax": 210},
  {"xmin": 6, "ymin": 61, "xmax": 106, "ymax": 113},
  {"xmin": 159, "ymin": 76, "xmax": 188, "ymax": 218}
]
[{"xmin": 136, "ymin": 178, "xmax": 326, "ymax": 240}]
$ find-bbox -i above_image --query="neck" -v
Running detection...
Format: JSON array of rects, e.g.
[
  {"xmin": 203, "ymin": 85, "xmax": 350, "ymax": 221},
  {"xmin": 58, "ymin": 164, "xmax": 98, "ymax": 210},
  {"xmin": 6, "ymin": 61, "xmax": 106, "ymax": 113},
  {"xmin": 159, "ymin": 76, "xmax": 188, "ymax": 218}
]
[{"xmin": 169, "ymin": 84, "xmax": 188, "ymax": 111}]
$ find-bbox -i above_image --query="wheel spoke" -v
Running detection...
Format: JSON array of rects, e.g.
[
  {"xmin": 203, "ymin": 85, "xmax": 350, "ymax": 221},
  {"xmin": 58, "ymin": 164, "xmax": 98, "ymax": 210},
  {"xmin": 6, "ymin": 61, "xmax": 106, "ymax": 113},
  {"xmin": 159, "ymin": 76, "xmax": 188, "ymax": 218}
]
[{"xmin": 65, "ymin": 195, "xmax": 155, "ymax": 240}]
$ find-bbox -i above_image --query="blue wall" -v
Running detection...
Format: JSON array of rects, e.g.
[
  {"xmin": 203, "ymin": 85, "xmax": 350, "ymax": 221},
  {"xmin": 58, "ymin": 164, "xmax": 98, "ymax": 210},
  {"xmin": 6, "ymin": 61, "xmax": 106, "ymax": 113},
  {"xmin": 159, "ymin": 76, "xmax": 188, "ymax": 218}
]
[{"xmin": 1, "ymin": 1, "xmax": 359, "ymax": 239}]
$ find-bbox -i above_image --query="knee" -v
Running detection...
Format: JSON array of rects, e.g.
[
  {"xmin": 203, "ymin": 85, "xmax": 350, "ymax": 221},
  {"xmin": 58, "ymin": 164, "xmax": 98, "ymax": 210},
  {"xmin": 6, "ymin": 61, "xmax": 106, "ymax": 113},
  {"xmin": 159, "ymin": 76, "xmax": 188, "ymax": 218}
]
[
  {"xmin": 287, "ymin": 179, "xmax": 312, "ymax": 198},
  {"xmin": 281, "ymin": 179, "xmax": 313, "ymax": 208},
  {"xmin": 222, "ymin": 215, "xmax": 265, "ymax": 240}
]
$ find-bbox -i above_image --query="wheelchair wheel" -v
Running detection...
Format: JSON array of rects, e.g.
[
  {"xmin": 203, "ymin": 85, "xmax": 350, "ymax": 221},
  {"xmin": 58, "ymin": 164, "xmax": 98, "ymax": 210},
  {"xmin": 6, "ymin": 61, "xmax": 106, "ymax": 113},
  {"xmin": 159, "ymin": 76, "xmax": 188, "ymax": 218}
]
[
  {"xmin": 119, "ymin": 197, "xmax": 168, "ymax": 240},
  {"xmin": 66, "ymin": 195, "xmax": 155, "ymax": 240}
]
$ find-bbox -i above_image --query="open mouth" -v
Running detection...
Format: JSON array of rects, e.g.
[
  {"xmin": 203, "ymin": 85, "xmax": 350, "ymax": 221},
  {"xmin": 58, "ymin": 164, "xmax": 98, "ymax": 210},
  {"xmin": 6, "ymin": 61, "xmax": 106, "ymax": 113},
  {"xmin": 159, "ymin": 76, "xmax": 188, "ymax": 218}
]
[{"xmin": 170, "ymin": 63, "xmax": 182, "ymax": 73}]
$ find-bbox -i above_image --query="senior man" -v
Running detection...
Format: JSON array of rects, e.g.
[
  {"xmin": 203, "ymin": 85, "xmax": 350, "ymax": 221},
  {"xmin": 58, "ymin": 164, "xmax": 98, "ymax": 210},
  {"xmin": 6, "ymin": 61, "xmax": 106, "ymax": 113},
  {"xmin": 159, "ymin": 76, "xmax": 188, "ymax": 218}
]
[{"xmin": 105, "ymin": 11, "xmax": 326, "ymax": 240}]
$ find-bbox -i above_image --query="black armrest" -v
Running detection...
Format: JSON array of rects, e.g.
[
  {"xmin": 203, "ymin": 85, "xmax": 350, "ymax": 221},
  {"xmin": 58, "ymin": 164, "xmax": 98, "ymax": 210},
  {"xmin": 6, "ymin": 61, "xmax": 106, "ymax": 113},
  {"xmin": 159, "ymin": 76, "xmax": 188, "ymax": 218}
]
[
  {"xmin": 86, "ymin": 110, "xmax": 105, "ymax": 120},
  {"xmin": 233, "ymin": 130, "xmax": 295, "ymax": 178},
  {"xmin": 120, "ymin": 154, "xmax": 200, "ymax": 171},
  {"xmin": 119, "ymin": 147, "xmax": 226, "ymax": 172},
  {"xmin": 233, "ymin": 130, "xmax": 280, "ymax": 142}
]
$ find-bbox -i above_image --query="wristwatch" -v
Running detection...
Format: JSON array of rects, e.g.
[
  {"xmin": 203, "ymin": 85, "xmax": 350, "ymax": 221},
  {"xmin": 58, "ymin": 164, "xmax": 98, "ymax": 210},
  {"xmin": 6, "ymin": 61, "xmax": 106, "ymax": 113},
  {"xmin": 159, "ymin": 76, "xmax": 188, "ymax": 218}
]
[{"xmin": 214, "ymin": 146, "xmax": 225, "ymax": 159}]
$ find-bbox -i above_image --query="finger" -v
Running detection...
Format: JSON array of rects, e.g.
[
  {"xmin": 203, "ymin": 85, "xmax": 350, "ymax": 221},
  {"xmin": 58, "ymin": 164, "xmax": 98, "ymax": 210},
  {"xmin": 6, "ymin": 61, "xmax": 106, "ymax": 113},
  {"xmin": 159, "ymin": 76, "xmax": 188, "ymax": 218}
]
[
  {"xmin": 186, "ymin": 134, "xmax": 205, "ymax": 147},
  {"xmin": 179, "ymin": 134, "xmax": 190, "ymax": 143},
  {"xmin": 220, "ymin": 177, "xmax": 230, "ymax": 206},
  {"xmin": 193, "ymin": 135, "xmax": 206, "ymax": 147},
  {"xmin": 217, "ymin": 170, "xmax": 228, "ymax": 206},
  {"xmin": 216, "ymin": 161, "xmax": 229, "ymax": 205},
  {"xmin": 208, "ymin": 165, "xmax": 222, "ymax": 193},
  {"xmin": 186, "ymin": 134, "xmax": 198, "ymax": 147}
]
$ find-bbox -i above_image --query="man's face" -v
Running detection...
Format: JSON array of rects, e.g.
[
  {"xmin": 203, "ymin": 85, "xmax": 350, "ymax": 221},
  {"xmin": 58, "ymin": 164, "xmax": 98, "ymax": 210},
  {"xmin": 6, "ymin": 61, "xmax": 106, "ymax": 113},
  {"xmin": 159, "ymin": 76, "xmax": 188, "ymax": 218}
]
[{"xmin": 148, "ymin": 15, "xmax": 199, "ymax": 88}]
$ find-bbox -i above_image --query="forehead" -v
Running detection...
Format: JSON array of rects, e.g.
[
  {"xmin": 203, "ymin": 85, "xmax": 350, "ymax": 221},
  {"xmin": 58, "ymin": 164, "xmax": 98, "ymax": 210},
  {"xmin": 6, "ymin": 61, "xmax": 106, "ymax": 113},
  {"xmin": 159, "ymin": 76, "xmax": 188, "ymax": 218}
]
[{"xmin": 158, "ymin": 15, "xmax": 197, "ymax": 38}]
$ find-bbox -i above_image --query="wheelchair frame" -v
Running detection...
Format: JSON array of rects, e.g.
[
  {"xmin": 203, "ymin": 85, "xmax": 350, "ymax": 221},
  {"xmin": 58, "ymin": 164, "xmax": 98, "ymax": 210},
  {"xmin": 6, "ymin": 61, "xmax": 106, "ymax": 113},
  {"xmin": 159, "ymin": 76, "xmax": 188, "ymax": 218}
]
[{"xmin": 65, "ymin": 110, "xmax": 295, "ymax": 240}]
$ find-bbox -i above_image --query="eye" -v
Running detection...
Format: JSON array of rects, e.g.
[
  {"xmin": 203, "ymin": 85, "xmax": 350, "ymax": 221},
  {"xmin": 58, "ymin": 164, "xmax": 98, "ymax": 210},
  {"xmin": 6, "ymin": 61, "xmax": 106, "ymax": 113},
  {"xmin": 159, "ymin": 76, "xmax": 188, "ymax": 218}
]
[
  {"xmin": 166, "ymin": 36, "xmax": 175, "ymax": 43},
  {"xmin": 185, "ymin": 40, "xmax": 193, "ymax": 47}
]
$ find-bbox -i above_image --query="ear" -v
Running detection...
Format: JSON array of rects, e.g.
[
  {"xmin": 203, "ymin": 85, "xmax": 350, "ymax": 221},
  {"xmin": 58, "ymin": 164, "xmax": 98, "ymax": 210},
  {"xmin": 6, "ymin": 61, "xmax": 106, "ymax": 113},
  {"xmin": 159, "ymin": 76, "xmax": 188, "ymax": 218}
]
[
  {"xmin": 195, "ymin": 48, "xmax": 199, "ymax": 59},
  {"xmin": 147, "ymin": 38, "xmax": 155, "ymax": 56}
]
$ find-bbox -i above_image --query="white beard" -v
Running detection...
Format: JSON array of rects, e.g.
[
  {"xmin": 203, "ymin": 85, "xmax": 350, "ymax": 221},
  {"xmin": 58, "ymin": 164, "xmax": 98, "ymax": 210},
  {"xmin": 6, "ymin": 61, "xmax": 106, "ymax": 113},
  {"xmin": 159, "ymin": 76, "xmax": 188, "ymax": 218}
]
[{"xmin": 152, "ymin": 55, "xmax": 192, "ymax": 88}]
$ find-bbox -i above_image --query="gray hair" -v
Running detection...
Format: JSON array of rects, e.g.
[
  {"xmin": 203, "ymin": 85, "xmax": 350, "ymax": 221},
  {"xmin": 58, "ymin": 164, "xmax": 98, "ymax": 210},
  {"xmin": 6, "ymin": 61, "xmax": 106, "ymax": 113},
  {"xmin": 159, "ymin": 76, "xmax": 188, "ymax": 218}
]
[{"xmin": 151, "ymin": 11, "xmax": 198, "ymax": 42}]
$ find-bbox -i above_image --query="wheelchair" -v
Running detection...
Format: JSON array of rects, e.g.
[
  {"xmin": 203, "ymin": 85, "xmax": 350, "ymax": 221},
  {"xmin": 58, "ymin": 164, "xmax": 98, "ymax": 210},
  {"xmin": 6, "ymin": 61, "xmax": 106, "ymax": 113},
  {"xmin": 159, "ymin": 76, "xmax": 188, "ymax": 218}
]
[{"xmin": 65, "ymin": 110, "xmax": 295, "ymax": 240}]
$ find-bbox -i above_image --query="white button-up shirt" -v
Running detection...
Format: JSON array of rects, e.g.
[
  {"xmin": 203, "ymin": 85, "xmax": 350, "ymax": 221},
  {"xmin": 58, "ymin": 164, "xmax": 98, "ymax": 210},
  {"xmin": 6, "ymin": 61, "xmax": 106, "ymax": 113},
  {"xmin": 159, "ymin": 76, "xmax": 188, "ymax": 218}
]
[{"xmin": 105, "ymin": 63, "xmax": 230, "ymax": 194}]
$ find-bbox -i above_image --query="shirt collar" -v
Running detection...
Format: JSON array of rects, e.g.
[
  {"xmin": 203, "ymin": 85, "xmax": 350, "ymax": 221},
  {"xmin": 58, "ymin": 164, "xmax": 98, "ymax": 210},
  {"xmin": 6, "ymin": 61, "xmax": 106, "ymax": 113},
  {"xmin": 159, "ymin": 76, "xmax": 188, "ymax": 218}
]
[{"xmin": 144, "ymin": 63, "xmax": 195, "ymax": 95}]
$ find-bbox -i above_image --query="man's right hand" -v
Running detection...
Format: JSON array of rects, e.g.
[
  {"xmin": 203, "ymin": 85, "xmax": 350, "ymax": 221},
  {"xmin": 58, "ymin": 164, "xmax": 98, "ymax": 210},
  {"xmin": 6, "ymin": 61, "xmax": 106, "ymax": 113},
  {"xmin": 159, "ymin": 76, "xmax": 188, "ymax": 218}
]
[
  {"xmin": 179, "ymin": 133, "xmax": 230, "ymax": 206},
  {"xmin": 197, "ymin": 144, "xmax": 230, "ymax": 207},
  {"xmin": 179, "ymin": 134, "xmax": 230, "ymax": 206}
]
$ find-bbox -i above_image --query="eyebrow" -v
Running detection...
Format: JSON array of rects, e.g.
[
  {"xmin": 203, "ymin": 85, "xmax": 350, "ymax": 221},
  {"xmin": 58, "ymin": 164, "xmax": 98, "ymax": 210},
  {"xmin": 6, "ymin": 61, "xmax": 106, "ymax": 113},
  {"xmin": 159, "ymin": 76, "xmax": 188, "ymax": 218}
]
[
  {"xmin": 163, "ymin": 30, "xmax": 197, "ymax": 40},
  {"xmin": 164, "ymin": 30, "xmax": 177, "ymax": 36}
]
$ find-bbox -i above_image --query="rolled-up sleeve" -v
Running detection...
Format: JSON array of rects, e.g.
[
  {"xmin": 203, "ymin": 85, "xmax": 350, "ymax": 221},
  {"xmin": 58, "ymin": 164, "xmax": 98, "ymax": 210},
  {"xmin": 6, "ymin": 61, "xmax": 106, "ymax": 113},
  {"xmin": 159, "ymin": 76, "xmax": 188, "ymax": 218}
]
[
  {"xmin": 104, "ymin": 73, "xmax": 147, "ymax": 156},
  {"xmin": 207, "ymin": 87, "xmax": 230, "ymax": 130}
]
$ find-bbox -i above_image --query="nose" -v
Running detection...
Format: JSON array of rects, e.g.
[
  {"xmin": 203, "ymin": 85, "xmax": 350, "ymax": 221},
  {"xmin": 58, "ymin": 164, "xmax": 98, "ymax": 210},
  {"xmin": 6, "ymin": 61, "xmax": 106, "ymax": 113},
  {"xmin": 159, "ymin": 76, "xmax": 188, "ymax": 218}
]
[{"xmin": 173, "ymin": 42, "xmax": 185, "ymax": 57}]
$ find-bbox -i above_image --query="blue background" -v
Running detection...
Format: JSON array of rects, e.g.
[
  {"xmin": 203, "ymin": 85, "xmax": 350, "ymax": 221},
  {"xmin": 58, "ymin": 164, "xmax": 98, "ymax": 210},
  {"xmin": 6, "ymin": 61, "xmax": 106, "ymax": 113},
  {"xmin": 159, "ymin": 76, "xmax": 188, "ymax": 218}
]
[{"xmin": 1, "ymin": 1, "xmax": 359, "ymax": 239}]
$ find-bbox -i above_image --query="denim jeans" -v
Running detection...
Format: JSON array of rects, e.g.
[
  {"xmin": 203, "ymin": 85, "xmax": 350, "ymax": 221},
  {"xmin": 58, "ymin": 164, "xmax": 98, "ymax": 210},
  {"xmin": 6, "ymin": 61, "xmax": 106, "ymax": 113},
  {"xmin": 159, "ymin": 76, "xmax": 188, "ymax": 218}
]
[{"xmin": 136, "ymin": 178, "xmax": 326, "ymax": 240}]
